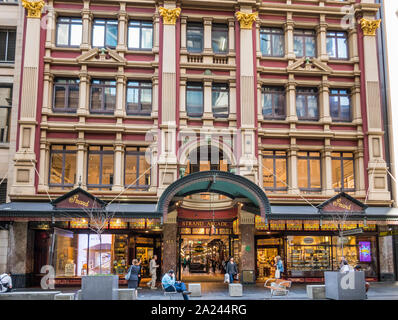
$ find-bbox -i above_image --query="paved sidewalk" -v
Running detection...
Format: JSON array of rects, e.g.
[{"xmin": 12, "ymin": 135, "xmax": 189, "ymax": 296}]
[{"xmin": 14, "ymin": 281, "xmax": 398, "ymax": 300}]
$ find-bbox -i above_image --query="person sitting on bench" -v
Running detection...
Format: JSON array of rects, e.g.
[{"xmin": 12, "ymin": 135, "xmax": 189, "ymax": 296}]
[{"xmin": 161, "ymin": 270, "xmax": 191, "ymax": 300}]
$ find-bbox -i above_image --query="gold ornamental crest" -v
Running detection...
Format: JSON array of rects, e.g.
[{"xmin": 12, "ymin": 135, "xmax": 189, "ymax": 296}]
[
  {"xmin": 235, "ymin": 11, "xmax": 258, "ymax": 29},
  {"xmin": 22, "ymin": 0, "xmax": 45, "ymax": 19},
  {"xmin": 359, "ymin": 18, "xmax": 381, "ymax": 36},
  {"xmin": 159, "ymin": 7, "xmax": 181, "ymax": 25}
]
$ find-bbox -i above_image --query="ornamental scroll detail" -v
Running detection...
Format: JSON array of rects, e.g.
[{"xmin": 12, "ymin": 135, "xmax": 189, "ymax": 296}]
[
  {"xmin": 22, "ymin": 0, "xmax": 45, "ymax": 18},
  {"xmin": 359, "ymin": 18, "xmax": 381, "ymax": 36},
  {"xmin": 235, "ymin": 11, "xmax": 258, "ymax": 29},
  {"xmin": 159, "ymin": 7, "xmax": 181, "ymax": 25}
]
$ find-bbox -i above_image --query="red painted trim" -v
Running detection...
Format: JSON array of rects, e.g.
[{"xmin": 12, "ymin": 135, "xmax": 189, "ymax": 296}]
[
  {"xmin": 47, "ymin": 117, "xmax": 79, "ymax": 122},
  {"xmin": 260, "ymin": 60, "xmax": 288, "ymax": 68},
  {"xmin": 260, "ymin": 73, "xmax": 288, "ymax": 80},
  {"xmin": 50, "ymin": 65, "xmax": 80, "ymax": 71},
  {"xmin": 261, "ymin": 138, "xmax": 290, "ymax": 145},
  {"xmin": 125, "ymin": 7, "xmax": 155, "ymax": 14},
  {"xmin": 89, "ymin": 5, "xmax": 119, "ymax": 11},
  {"xmin": 182, "ymin": 9, "xmax": 233, "ymax": 16},
  {"xmin": 296, "ymin": 139, "xmax": 324, "ymax": 146},
  {"xmin": 85, "ymin": 133, "xmax": 116, "ymax": 140},
  {"xmin": 177, "ymin": 206, "xmax": 238, "ymax": 220},
  {"xmin": 124, "ymin": 54, "xmax": 155, "ymax": 62},
  {"xmin": 214, "ymin": 121, "xmax": 229, "ymax": 127},
  {"xmin": 53, "ymin": 3, "xmax": 83, "ymax": 9},
  {"xmin": 86, "ymin": 118, "xmax": 116, "ymax": 124},
  {"xmin": 157, "ymin": 15, "xmax": 164, "ymax": 189},
  {"xmin": 34, "ymin": 20, "xmax": 47, "ymax": 193},
  {"xmin": 123, "ymin": 119, "xmax": 154, "ymax": 125},
  {"xmin": 328, "ymin": 77, "xmax": 355, "ymax": 83},
  {"xmin": 124, "ymin": 68, "xmax": 154, "ymax": 74},
  {"xmin": 87, "ymin": 67, "xmax": 118, "ymax": 73},
  {"xmin": 293, "ymin": 16, "xmax": 319, "ymax": 23},
  {"xmin": 261, "ymin": 123, "xmax": 290, "ymax": 129},
  {"xmin": 176, "ymin": 13, "xmax": 181, "ymax": 154},
  {"xmin": 330, "ymin": 125, "xmax": 356, "ymax": 131},
  {"xmin": 295, "ymin": 76, "xmax": 322, "ymax": 81},
  {"xmin": 330, "ymin": 140, "xmax": 358, "ymax": 147},
  {"xmin": 15, "ymin": 14, "xmax": 27, "ymax": 152},
  {"xmin": 259, "ymin": 14, "xmax": 286, "ymax": 21},
  {"xmin": 296, "ymin": 124, "xmax": 323, "ymax": 130},
  {"xmin": 122, "ymin": 134, "xmax": 146, "ymax": 141},
  {"xmin": 47, "ymin": 132, "xmax": 78, "ymax": 139},
  {"xmin": 357, "ymin": 23, "xmax": 369, "ymax": 190},
  {"xmin": 328, "ymin": 64, "xmax": 354, "ymax": 71},
  {"xmin": 186, "ymin": 120, "xmax": 202, "ymax": 127},
  {"xmin": 235, "ymin": 19, "xmax": 241, "ymax": 129}
]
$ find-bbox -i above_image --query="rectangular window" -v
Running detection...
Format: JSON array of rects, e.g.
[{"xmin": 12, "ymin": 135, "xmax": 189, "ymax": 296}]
[
  {"xmin": 49, "ymin": 145, "xmax": 77, "ymax": 188},
  {"xmin": 125, "ymin": 147, "xmax": 150, "ymax": 190},
  {"xmin": 332, "ymin": 152, "xmax": 355, "ymax": 191},
  {"xmin": 87, "ymin": 146, "xmax": 114, "ymax": 190},
  {"xmin": 212, "ymin": 24, "xmax": 228, "ymax": 54},
  {"xmin": 128, "ymin": 20, "xmax": 153, "ymax": 50},
  {"xmin": 330, "ymin": 89, "xmax": 351, "ymax": 122},
  {"xmin": 260, "ymin": 28, "xmax": 284, "ymax": 57},
  {"xmin": 187, "ymin": 22, "xmax": 203, "ymax": 53},
  {"xmin": 92, "ymin": 19, "xmax": 118, "ymax": 48},
  {"xmin": 90, "ymin": 80, "xmax": 116, "ymax": 114},
  {"xmin": 56, "ymin": 17, "xmax": 82, "ymax": 47},
  {"xmin": 186, "ymin": 82, "xmax": 203, "ymax": 117},
  {"xmin": 0, "ymin": 85, "xmax": 11, "ymax": 143},
  {"xmin": 212, "ymin": 83, "xmax": 229, "ymax": 118},
  {"xmin": 0, "ymin": 29, "xmax": 16, "ymax": 62},
  {"xmin": 53, "ymin": 79, "xmax": 79, "ymax": 112},
  {"xmin": 262, "ymin": 86, "xmax": 285, "ymax": 119},
  {"xmin": 298, "ymin": 151, "xmax": 321, "ymax": 192},
  {"xmin": 327, "ymin": 31, "xmax": 348, "ymax": 59},
  {"xmin": 296, "ymin": 88, "xmax": 319, "ymax": 121},
  {"xmin": 294, "ymin": 29, "xmax": 316, "ymax": 58},
  {"xmin": 126, "ymin": 81, "xmax": 152, "ymax": 115},
  {"xmin": 262, "ymin": 150, "xmax": 287, "ymax": 192}
]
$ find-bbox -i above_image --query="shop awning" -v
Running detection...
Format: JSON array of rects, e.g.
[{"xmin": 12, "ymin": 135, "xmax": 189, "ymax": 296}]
[{"xmin": 0, "ymin": 202, "xmax": 160, "ymax": 220}]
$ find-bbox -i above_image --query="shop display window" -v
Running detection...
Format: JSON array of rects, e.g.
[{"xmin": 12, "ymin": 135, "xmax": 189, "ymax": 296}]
[
  {"xmin": 109, "ymin": 219, "xmax": 128, "ymax": 229},
  {"xmin": 255, "ymin": 216, "xmax": 268, "ymax": 230},
  {"xmin": 303, "ymin": 221, "xmax": 320, "ymax": 231},
  {"xmin": 129, "ymin": 218, "xmax": 145, "ymax": 229},
  {"xmin": 287, "ymin": 236, "xmax": 332, "ymax": 272},
  {"xmin": 270, "ymin": 222, "xmax": 285, "ymax": 230},
  {"xmin": 113, "ymin": 235, "xmax": 128, "ymax": 274},
  {"xmin": 54, "ymin": 232, "xmax": 79, "ymax": 277},
  {"xmin": 286, "ymin": 221, "xmax": 303, "ymax": 231},
  {"xmin": 147, "ymin": 218, "xmax": 161, "ymax": 230}
]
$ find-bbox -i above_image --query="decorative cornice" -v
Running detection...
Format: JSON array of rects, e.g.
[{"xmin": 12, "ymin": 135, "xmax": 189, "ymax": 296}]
[
  {"xmin": 22, "ymin": 0, "xmax": 45, "ymax": 19},
  {"xmin": 158, "ymin": 7, "xmax": 181, "ymax": 25},
  {"xmin": 235, "ymin": 11, "xmax": 258, "ymax": 29},
  {"xmin": 359, "ymin": 18, "xmax": 381, "ymax": 36}
]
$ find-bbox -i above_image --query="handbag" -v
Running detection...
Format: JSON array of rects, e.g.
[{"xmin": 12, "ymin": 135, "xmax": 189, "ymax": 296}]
[
  {"xmin": 125, "ymin": 266, "xmax": 132, "ymax": 281},
  {"xmin": 275, "ymin": 269, "xmax": 280, "ymax": 279},
  {"xmin": 224, "ymin": 273, "xmax": 230, "ymax": 283}
]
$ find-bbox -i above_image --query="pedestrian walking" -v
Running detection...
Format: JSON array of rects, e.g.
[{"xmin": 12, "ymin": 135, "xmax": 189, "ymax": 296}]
[
  {"xmin": 340, "ymin": 260, "xmax": 351, "ymax": 272},
  {"xmin": 147, "ymin": 255, "xmax": 159, "ymax": 289},
  {"xmin": 275, "ymin": 256, "xmax": 284, "ymax": 279},
  {"xmin": 126, "ymin": 259, "xmax": 140, "ymax": 290},
  {"xmin": 0, "ymin": 272, "xmax": 12, "ymax": 293},
  {"xmin": 137, "ymin": 258, "xmax": 142, "ymax": 289},
  {"xmin": 226, "ymin": 257, "xmax": 238, "ymax": 284},
  {"xmin": 161, "ymin": 269, "xmax": 191, "ymax": 300}
]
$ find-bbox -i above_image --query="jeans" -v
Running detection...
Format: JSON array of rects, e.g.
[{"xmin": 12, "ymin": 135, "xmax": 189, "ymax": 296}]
[
  {"xmin": 229, "ymin": 273, "xmax": 234, "ymax": 284},
  {"xmin": 165, "ymin": 282, "xmax": 189, "ymax": 300}
]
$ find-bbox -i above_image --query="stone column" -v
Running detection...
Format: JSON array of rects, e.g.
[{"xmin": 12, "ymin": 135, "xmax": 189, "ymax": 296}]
[
  {"xmin": 229, "ymin": 80, "xmax": 237, "ymax": 124},
  {"xmin": 239, "ymin": 210, "xmax": 255, "ymax": 278},
  {"xmin": 285, "ymin": 78, "xmax": 297, "ymax": 122},
  {"xmin": 7, "ymin": 222, "xmax": 34, "ymax": 287},
  {"xmin": 288, "ymin": 143, "xmax": 299, "ymax": 194},
  {"xmin": 180, "ymin": 16, "xmax": 187, "ymax": 51},
  {"xmin": 323, "ymin": 142, "xmax": 334, "ymax": 196},
  {"xmin": 41, "ymin": 71, "xmax": 53, "ymax": 115},
  {"xmin": 203, "ymin": 17, "xmax": 212, "ymax": 53},
  {"xmin": 45, "ymin": 0, "xmax": 55, "ymax": 48},
  {"xmin": 115, "ymin": 72, "xmax": 126, "ymax": 117},
  {"xmin": 179, "ymin": 78, "xmax": 187, "ymax": 120},
  {"xmin": 352, "ymin": 80, "xmax": 362, "ymax": 125},
  {"xmin": 203, "ymin": 79, "xmax": 212, "ymax": 122},
  {"xmin": 317, "ymin": 17, "xmax": 328, "ymax": 62},
  {"xmin": 162, "ymin": 211, "xmax": 178, "ymax": 275},
  {"xmin": 153, "ymin": 13, "xmax": 160, "ymax": 53},
  {"xmin": 228, "ymin": 18, "xmax": 235, "ymax": 53},
  {"xmin": 152, "ymin": 76, "xmax": 159, "ymax": 118},
  {"xmin": 359, "ymin": 16, "xmax": 390, "ymax": 200},
  {"xmin": 117, "ymin": 3, "xmax": 127, "ymax": 52},
  {"xmin": 12, "ymin": 0, "xmax": 46, "ymax": 195},
  {"xmin": 80, "ymin": 0, "xmax": 91, "ymax": 51},
  {"xmin": 355, "ymin": 143, "xmax": 366, "ymax": 196},
  {"xmin": 38, "ymin": 139, "xmax": 49, "ymax": 192},
  {"xmin": 319, "ymin": 77, "xmax": 331, "ymax": 123},
  {"xmin": 113, "ymin": 140, "xmax": 124, "ymax": 192},
  {"xmin": 284, "ymin": 17, "xmax": 295, "ymax": 60},
  {"xmin": 78, "ymin": 68, "xmax": 89, "ymax": 116},
  {"xmin": 75, "ymin": 140, "xmax": 87, "ymax": 188},
  {"xmin": 0, "ymin": 230, "xmax": 8, "ymax": 274}
]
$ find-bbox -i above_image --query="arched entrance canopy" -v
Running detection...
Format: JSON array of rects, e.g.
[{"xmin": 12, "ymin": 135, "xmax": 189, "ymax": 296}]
[{"xmin": 157, "ymin": 170, "xmax": 271, "ymax": 220}]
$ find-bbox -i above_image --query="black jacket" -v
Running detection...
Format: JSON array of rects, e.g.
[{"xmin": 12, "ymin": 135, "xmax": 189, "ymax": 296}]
[
  {"xmin": 127, "ymin": 265, "xmax": 140, "ymax": 281},
  {"xmin": 226, "ymin": 262, "xmax": 238, "ymax": 275}
]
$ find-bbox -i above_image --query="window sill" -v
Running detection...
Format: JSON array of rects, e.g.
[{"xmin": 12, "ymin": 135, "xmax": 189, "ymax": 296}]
[
  {"xmin": 125, "ymin": 49, "xmax": 155, "ymax": 55},
  {"xmin": 49, "ymin": 46, "xmax": 81, "ymax": 52},
  {"xmin": 0, "ymin": 143, "xmax": 10, "ymax": 149},
  {"xmin": 0, "ymin": 62, "xmax": 14, "ymax": 68},
  {"xmin": 259, "ymin": 56, "xmax": 287, "ymax": 61}
]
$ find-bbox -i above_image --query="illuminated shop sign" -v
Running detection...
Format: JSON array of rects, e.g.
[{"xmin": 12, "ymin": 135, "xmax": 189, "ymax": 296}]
[{"xmin": 359, "ymin": 241, "xmax": 372, "ymax": 262}]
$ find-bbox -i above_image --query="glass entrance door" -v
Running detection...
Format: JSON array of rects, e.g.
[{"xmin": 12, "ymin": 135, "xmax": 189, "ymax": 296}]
[{"xmin": 257, "ymin": 247, "xmax": 278, "ymax": 279}]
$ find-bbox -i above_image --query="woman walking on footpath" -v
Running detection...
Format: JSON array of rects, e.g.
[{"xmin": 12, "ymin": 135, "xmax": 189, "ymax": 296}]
[
  {"xmin": 127, "ymin": 259, "xmax": 141, "ymax": 289},
  {"xmin": 275, "ymin": 256, "xmax": 284, "ymax": 279},
  {"xmin": 226, "ymin": 257, "xmax": 238, "ymax": 284}
]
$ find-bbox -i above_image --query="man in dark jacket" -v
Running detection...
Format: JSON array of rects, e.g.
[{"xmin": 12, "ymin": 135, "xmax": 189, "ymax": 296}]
[{"xmin": 226, "ymin": 257, "xmax": 238, "ymax": 283}]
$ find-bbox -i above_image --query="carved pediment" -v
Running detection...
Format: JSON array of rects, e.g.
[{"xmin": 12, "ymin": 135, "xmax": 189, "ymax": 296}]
[
  {"xmin": 76, "ymin": 47, "xmax": 127, "ymax": 65},
  {"xmin": 52, "ymin": 187, "xmax": 106, "ymax": 210},
  {"xmin": 287, "ymin": 57, "xmax": 332, "ymax": 75},
  {"xmin": 317, "ymin": 192, "xmax": 367, "ymax": 214}
]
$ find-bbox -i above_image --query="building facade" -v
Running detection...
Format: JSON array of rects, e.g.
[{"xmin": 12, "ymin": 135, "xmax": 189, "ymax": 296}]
[{"xmin": 1, "ymin": 0, "xmax": 397, "ymax": 287}]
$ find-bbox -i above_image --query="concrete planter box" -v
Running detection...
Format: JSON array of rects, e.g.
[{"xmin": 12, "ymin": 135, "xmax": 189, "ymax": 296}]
[
  {"xmin": 81, "ymin": 275, "xmax": 119, "ymax": 300},
  {"xmin": 325, "ymin": 271, "xmax": 366, "ymax": 300}
]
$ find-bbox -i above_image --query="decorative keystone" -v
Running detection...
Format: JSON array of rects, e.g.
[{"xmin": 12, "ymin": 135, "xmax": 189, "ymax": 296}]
[
  {"xmin": 235, "ymin": 11, "xmax": 258, "ymax": 29},
  {"xmin": 22, "ymin": 0, "xmax": 45, "ymax": 19},
  {"xmin": 359, "ymin": 18, "xmax": 381, "ymax": 36},
  {"xmin": 159, "ymin": 7, "xmax": 181, "ymax": 25}
]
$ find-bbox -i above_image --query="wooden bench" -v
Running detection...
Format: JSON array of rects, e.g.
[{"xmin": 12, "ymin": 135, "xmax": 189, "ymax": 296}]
[{"xmin": 264, "ymin": 279, "xmax": 291, "ymax": 299}]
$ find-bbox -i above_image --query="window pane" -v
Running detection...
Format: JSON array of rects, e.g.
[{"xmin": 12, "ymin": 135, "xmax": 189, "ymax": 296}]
[
  {"xmin": 92, "ymin": 25, "xmax": 105, "ymax": 47},
  {"xmin": 305, "ymin": 36, "xmax": 316, "ymax": 57},
  {"xmin": 70, "ymin": 24, "xmax": 82, "ymax": 46},
  {"xmin": 104, "ymin": 87, "xmax": 116, "ymax": 110},
  {"xmin": 50, "ymin": 153, "xmax": 63, "ymax": 184},
  {"xmin": 330, "ymin": 96, "xmax": 339, "ymax": 118},
  {"xmin": 296, "ymin": 95, "xmax": 306, "ymax": 117},
  {"xmin": 88, "ymin": 154, "xmax": 100, "ymax": 185},
  {"xmin": 91, "ymin": 87, "xmax": 103, "ymax": 110},
  {"xmin": 273, "ymin": 34, "xmax": 284, "ymax": 56},
  {"xmin": 139, "ymin": 155, "xmax": 150, "ymax": 186},
  {"xmin": 64, "ymin": 153, "xmax": 76, "ymax": 184},
  {"xmin": 141, "ymin": 88, "xmax": 152, "ymax": 104},
  {"xmin": 343, "ymin": 159, "xmax": 354, "ymax": 189},
  {"xmin": 212, "ymin": 89, "xmax": 228, "ymax": 115},
  {"xmin": 141, "ymin": 27, "xmax": 153, "ymax": 49},
  {"xmin": 260, "ymin": 33, "xmax": 271, "ymax": 55},
  {"xmin": 262, "ymin": 93, "xmax": 272, "ymax": 117},
  {"xmin": 293, "ymin": 36, "xmax": 304, "ymax": 57},
  {"xmin": 187, "ymin": 25, "xmax": 203, "ymax": 53},
  {"xmin": 326, "ymin": 37, "xmax": 336, "ymax": 58},
  {"xmin": 275, "ymin": 157, "xmax": 287, "ymax": 188},
  {"xmin": 340, "ymin": 96, "xmax": 350, "ymax": 120},
  {"xmin": 187, "ymin": 88, "xmax": 203, "ymax": 115},
  {"xmin": 307, "ymin": 95, "xmax": 318, "ymax": 118},
  {"xmin": 126, "ymin": 87, "xmax": 139, "ymax": 112},
  {"xmin": 309, "ymin": 159, "xmax": 321, "ymax": 188},
  {"xmin": 0, "ymin": 32, "xmax": 6, "ymax": 61},
  {"xmin": 337, "ymin": 37, "xmax": 348, "ymax": 59},
  {"xmin": 125, "ymin": 154, "xmax": 137, "ymax": 185},
  {"xmin": 102, "ymin": 154, "xmax": 114, "ymax": 185},
  {"xmin": 6, "ymin": 31, "xmax": 15, "ymax": 61},
  {"xmin": 128, "ymin": 27, "xmax": 140, "ymax": 48},
  {"xmin": 262, "ymin": 157, "xmax": 274, "ymax": 188},
  {"xmin": 54, "ymin": 86, "xmax": 66, "ymax": 109},
  {"xmin": 69, "ymin": 86, "xmax": 79, "ymax": 109},
  {"xmin": 332, "ymin": 158, "xmax": 341, "ymax": 189},
  {"xmin": 274, "ymin": 93, "xmax": 285, "ymax": 117},
  {"xmin": 57, "ymin": 24, "xmax": 69, "ymax": 46},
  {"xmin": 106, "ymin": 23, "xmax": 118, "ymax": 47},
  {"xmin": 298, "ymin": 158, "xmax": 308, "ymax": 188},
  {"xmin": 212, "ymin": 29, "xmax": 228, "ymax": 53}
]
